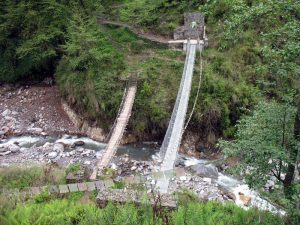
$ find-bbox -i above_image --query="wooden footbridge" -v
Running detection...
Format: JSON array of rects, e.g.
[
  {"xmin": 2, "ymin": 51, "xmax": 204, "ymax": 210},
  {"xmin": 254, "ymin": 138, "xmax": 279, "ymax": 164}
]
[{"xmin": 92, "ymin": 13, "xmax": 207, "ymax": 193}]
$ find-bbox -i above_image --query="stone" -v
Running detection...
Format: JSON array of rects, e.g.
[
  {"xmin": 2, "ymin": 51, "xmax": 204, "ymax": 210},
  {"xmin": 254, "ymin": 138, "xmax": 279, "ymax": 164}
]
[
  {"xmin": 110, "ymin": 163, "xmax": 117, "ymax": 170},
  {"xmin": 81, "ymin": 150, "xmax": 91, "ymax": 156},
  {"xmin": 179, "ymin": 176, "xmax": 187, "ymax": 181},
  {"xmin": 2, "ymin": 109, "xmax": 11, "ymax": 117},
  {"xmin": 53, "ymin": 143, "xmax": 64, "ymax": 152},
  {"xmin": 68, "ymin": 183, "xmax": 79, "ymax": 192},
  {"xmin": 48, "ymin": 151, "xmax": 58, "ymax": 159},
  {"xmin": 49, "ymin": 185, "xmax": 59, "ymax": 193},
  {"xmin": 28, "ymin": 127, "xmax": 43, "ymax": 133},
  {"xmin": 203, "ymin": 177, "xmax": 212, "ymax": 184},
  {"xmin": 226, "ymin": 192, "xmax": 236, "ymax": 201},
  {"xmin": 78, "ymin": 183, "xmax": 88, "ymax": 191},
  {"xmin": 59, "ymin": 185, "xmax": 69, "ymax": 194},
  {"xmin": 239, "ymin": 195, "xmax": 252, "ymax": 206},
  {"xmin": 192, "ymin": 163, "xmax": 219, "ymax": 178},
  {"xmin": 30, "ymin": 187, "xmax": 41, "ymax": 196},
  {"xmin": 86, "ymin": 182, "xmax": 96, "ymax": 191},
  {"xmin": 43, "ymin": 142, "xmax": 52, "ymax": 148},
  {"xmin": 0, "ymin": 151, "xmax": 11, "ymax": 156},
  {"xmin": 74, "ymin": 141, "xmax": 85, "ymax": 146},
  {"xmin": 131, "ymin": 166, "xmax": 137, "ymax": 171},
  {"xmin": 104, "ymin": 179, "xmax": 114, "ymax": 188},
  {"xmin": 83, "ymin": 160, "xmax": 91, "ymax": 166},
  {"xmin": 175, "ymin": 167, "xmax": 186, "ymax": 177},
  {"xmin": 95, "ymin": 181, "xmax": 105, "ymax": 190},
  {"xmin": 8, "ymin": 144, "xmax": 20, "ymax": 153}
]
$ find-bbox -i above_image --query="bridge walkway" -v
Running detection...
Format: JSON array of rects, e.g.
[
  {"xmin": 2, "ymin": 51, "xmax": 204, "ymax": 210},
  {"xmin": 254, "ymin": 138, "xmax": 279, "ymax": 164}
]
[
  {"xmin": 156, "ymin": 42, "xmax": 197, "ymax": 193},
  {"xmin": 90, "ymin": 79, "xmax": 137, "ymax": 179}
]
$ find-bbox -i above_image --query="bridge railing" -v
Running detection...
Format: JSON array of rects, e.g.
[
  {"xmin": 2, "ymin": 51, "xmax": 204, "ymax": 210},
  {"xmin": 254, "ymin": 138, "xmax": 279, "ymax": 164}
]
[
  {"xmin": 159, "ymin": 42, "xmax": 191, "ymax": 160},
  {"xmin": 104, "ymin": 75, "xmax": 137, "ymax": 143}
]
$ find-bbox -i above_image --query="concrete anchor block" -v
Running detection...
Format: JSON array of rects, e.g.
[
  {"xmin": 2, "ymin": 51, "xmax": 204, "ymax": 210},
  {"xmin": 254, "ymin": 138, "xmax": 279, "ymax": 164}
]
[
  {"xmin": 77, "ymin": 183, "xmax": 88, "ymax": 191},
  {"xmin": 59, "ymin": 184, "xmax": 69, "ymax": 194},
  {"xmin": 86, "ymin": 182, "xmax": 96, "ymax": 191},
  {"xmin": 49, "ymin": 185, "xmax": 59, "ymax": 194},
  {"xmin": 31, "ymin": 187, "xmax": 41, "ymax": 196},
  {"xmin": 68, "ymin": 183, "xmax": 79, "ymax": 192},
  {"xmin": 95, "ymin": 181, "xmax": 105, "ymax": 190}
]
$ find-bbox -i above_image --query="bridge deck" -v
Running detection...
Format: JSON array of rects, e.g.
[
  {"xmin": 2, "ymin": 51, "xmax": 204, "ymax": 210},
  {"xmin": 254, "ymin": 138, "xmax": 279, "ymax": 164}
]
[
  {"xmin": 157, "ymin": 42, "xmax": 197, "ymax": 193},
  {"xmin": 91, "ymin": 80, "xmax": 137, "ymax": 179}
]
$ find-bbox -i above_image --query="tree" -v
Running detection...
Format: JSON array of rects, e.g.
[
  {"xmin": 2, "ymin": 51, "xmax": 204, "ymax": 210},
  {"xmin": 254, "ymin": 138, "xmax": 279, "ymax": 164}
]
[{"xmin": 219, "ymin": 100, "xmax": 299, "ymax": 197}]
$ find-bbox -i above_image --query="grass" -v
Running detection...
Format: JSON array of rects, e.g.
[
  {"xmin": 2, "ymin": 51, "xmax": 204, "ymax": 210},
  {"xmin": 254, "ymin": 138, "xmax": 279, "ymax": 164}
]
[{"xmin": 0, "ymin": 166, "xmax": 65, "ymax": 190}]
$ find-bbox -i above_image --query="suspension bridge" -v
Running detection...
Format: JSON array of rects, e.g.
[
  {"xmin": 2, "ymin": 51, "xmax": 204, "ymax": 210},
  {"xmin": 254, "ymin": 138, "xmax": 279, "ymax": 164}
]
[{"xmin": 92, "ymin": 13, "xmax": 207, "ymax": 192}]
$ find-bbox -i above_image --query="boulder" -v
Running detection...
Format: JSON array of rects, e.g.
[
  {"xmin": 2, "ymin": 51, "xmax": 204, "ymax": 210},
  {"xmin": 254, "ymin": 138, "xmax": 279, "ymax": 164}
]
[
  {"xmin": 239, "ymin": 194, "xmax": 252, "ymax": 206},
  {"xmin": 192, "ymin": 163, "xmax": 219, "ymax": 178},
  {"xmin": 8, "ymin": 144, "xmax": 20, "ymax": 153},
  {"xmin": 226, "ymin": 192, "xmax": 236, "ymax": 201},
  {"xmin": 48, "ymin": 151, "xmax": 58, "ymax": 159},
  {"xmin": 74, "ymin": 140, "xmax": 85, "ymax": 146},
  {"xmin": 53, "ymin": 143, "xmax": 64, "ymax": 152},
  {"xmin": 0, "ymin": 151, "xmax": 11, "ymax": 156},
  {"xmin": 2, "ymin": 109, "xmax": 11, "ymax": 117},
  {"xmin": 203, "ymin": 177, "xmax": 212, "ymax": 184}
]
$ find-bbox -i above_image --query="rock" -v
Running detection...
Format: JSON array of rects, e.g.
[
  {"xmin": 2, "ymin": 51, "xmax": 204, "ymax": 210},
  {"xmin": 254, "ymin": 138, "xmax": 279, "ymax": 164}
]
[
  {"xmin": 0, "ymin": 147, "xmax": 7, "ymax": 153},
  {"xmin": 131, "ymin": 166, "xmax": 137, "ymax": 171},
  {"xmin": 203, "ymin": 177, "xmax": 212, "ymax": 184},
  {"xmin": 2, "ymin": 109, "xmax": 11, "ymax": 117},
  {"xmin": 0, "ymin": 151, "xmax": 11, "ymax": 156},
  {"xmin": 192, "ymin": 163, "xmax": 219, "ymax": 178},
  {"xmin": 239, "ymin": 195, "xmax": 252, "ymax": 206},
  {"xmin": 74, "ymin": 140, "xmax": 85, "ymax": 146},
  {"xmin": 41, "ymin": 132, "xmax": 47, "ymax": 136},
  {"xmin": 83, "ymin": 160, "xmax": 91, "ymax": 165},
  {"xmin": 226, "ymin": 192, "xmax": 236, "ymax": 201},
  {"xmin": 43, "ymin": 142, "xmax": 52, "ymax": 148},
  {"xmin": 81, "ymin": 150, "xmax": 91, "ymax": 156},
  {"xmin": 110, "ymin": 163, "xmax": 118, "ymax": 170},
  {"xmin": 28, "ymin": 127, "xmax": 43, "ymax": 133},
  {"xmin": 48, "ymin": 151, "xmax": 58, "ymax": 159},
  {"xmin": 53, "ymin": 143, "xmax": 64, "ymax": 152},
  {"xmin": 77, "ymin": 147, "xmax": 84, "ymax": 153},
  {"xmin": 8, "ymin": 144, "xmax": 20, "ymax": 153},
  {"xmin": 179, "ymin": 176, "xmax": 187, "ymax": 181}
]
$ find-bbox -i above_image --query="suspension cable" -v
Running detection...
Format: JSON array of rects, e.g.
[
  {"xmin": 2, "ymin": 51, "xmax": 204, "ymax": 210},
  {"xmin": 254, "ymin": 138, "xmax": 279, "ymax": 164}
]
[{"xmin": 183, "ymin": 38, "xmax": 204, "ymax": 132}]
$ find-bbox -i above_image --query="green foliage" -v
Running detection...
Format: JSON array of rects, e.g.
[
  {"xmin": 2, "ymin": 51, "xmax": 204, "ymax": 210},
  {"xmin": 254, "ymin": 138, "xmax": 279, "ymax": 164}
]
[
  {"xmin": 65, "ymin": 163, "xmax": 81, "ymax": 174},
  {"xmin": 56, "ymin": 14, "xmax": 125, "ymax": 130},
  {"xmin": 0, "ymin": 167, "xmax": 42, "ymax": 190},
  {"xmin": 1, "ymin": 199, "xmax": 283, "ymax": 225},
  {"xmin": 219, "ymin": 100, "xmax": 299, "ymax": 188},
  {"xmin": 0, "ymin": 0, "xmax": 102, "ymax": 82},
  {"xmin": 0, "ymin": 166, "xmax": 65, "ymax": 190},
  {"xmin": 172, "ymin": 201, "xmax": 282, "ymax": 225}
]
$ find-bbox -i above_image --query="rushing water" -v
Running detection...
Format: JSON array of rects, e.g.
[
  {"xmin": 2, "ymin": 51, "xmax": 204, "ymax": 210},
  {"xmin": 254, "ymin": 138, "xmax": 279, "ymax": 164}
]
[
  {"xmin": 2, "ymin": 135, "xmax": 158, "ymax": 160},
  {"xmin": 2, "ymin": 135, "xmax": 284, "ymax": 215}
]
